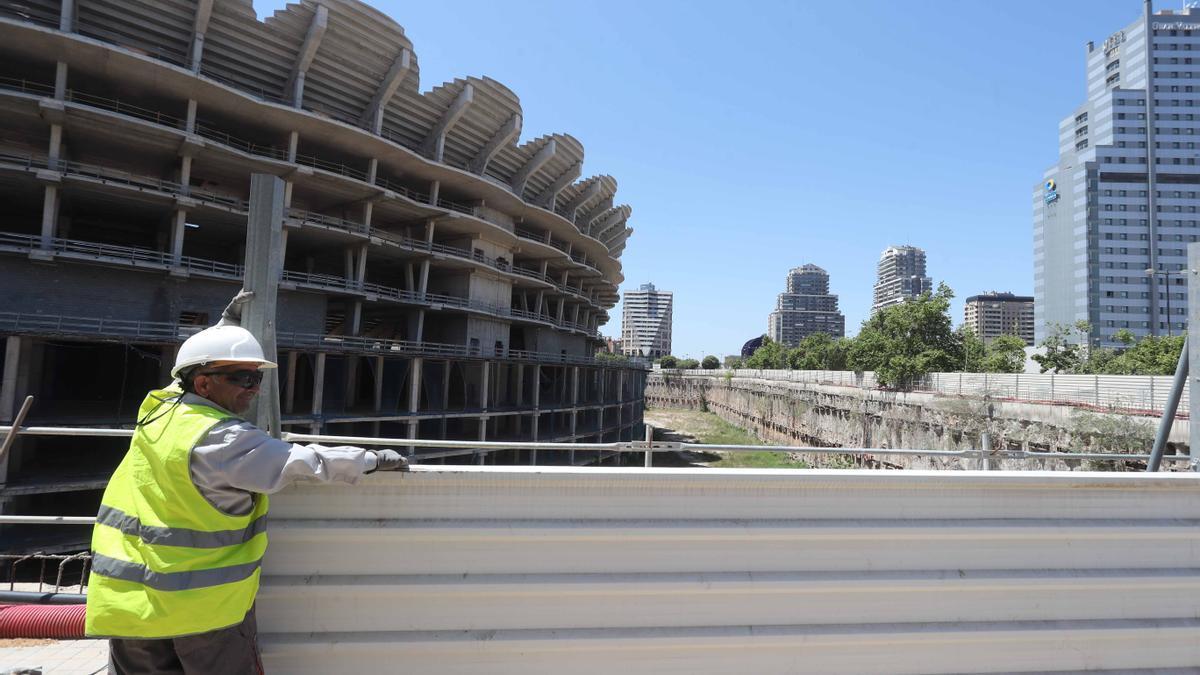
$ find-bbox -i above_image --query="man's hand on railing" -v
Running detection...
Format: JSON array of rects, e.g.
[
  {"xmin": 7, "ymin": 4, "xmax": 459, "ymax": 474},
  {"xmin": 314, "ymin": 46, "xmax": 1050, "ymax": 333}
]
[{"xmin": 370, "ymin": 449, "xmax": 409, "ymax": 472}]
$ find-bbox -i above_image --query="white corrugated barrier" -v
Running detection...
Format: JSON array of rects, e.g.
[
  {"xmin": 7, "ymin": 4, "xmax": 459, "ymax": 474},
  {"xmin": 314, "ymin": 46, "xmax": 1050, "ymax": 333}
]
[
  {"xmin": 666, "ymin": 369, "xmax": 1185, "ymax": 413},
  {"xmin": 258, "ymin": 466, "xmax": 1200, "ymax": 674}
]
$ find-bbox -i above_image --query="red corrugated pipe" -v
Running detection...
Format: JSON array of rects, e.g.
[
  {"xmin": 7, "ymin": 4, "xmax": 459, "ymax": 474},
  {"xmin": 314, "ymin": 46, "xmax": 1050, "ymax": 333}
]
[{"xmin": 0, "ymin": 604, "xmax": 87, "ymax": 639}]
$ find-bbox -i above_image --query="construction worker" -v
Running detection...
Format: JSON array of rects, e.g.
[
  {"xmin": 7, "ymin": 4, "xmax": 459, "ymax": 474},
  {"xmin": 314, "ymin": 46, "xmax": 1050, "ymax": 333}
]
[{"xmin": 84, "ymin": 296, "xmax": 407, "ymax": 674}]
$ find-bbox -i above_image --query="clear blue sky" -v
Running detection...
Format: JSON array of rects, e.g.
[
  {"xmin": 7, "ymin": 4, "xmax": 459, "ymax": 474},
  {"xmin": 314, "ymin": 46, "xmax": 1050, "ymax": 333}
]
[{"xmin": 256, "ymin": 0, "xmax": 1148, "ymax": 358}]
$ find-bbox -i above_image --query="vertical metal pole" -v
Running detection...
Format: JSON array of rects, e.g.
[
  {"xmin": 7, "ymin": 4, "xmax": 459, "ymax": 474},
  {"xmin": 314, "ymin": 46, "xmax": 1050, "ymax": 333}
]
[
  {"xmin": 243, "ymin": 174, "xmax": 284, "ymax": 437},
  {"xmin": 1189, "ymin": 242, "xmax": 1200, "ymax": 470},
  {"xmin": 1146, "ymin": 0, "xmax": 1161, "ymax": 336},
  {"xmin": 1149, "ymin": 336, "xmax": 1187, "ymax": 471},
  {"xmin": 644, "ymin": 423, "xmax": 653, "ymax": 467},
  {"xmin": 979, "ymin": 431, "xmax": 990, "ymax": 471}
]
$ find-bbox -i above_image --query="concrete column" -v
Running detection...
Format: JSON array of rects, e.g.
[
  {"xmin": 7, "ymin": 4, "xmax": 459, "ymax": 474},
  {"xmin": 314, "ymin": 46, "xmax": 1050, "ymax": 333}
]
[
  {"xmin": 418, "ymin": 261, "xmax": 430, "ymax": 296},
  {"xmin": 516, "ymin": 364, "xmax": 525, "ymax": 407},
  {"xmin": 0, "ymin": 336, "xmax": 24, "ymax": 423},
  {"xmin": 284, "ymin": 351, "xmax": 298, "ymax": 414},
  {"xmin": 557, "ymin": 298, "xmax": 565, "ymax": 323},
  {"xmin": 570, "ymin": 366, "xmax": 579, "ymax": 441},
  {"xmin": 414, "ymin": 309, "xmax": 426, "ymax": 343},
  {"xmin": 480, "ymin": 361, "xmax": 489, "ymax": 412},
  {"xmin": 179, "ymin": 155, "xmax": 193, "ymax": 194},
  {"xmin": 311, "ymin": 352, "xmax": 326, "ymax": 416},
  {"xmin": 185, "ymin": 99, "xmax": 197, "ymax": 133},
  {"xmin": 48, "ymin": 125, "xmax": 63, "ymax": 167},
  {"xmin": 404, "ymin": 264, "xmax": 415, "ymax": 291},
  {"xmin": 373, "ymin": 356, "xmax": 384, "ymax": 412},
  {"xmin": 39, "ymin": 185, "xmax": 59, "ymax": 250},
  {"xmin": 53, "ymin": 62, "xmax": 67, "ymax": 100},
  {"xmin": 285, "ymin": 131, "xmax": 299, "ymax": 207},
  {"xmin": 59, "ymin": 0, "xmax": 75, "ymax": 31},
  {"xmin": 429, "ymin": 180, "xmax": 440, "ymax": 206},
  {"xmin": 169, "ymin": 210, "xmax": 187, "ymax": 264},
  {"xmin": 408, "ymin": 357, "xmax": 423, "ymax": 413},
  {"xmin": 535, "ymin": 291, "xmax": 545, "ymax": 316},
  {"xmin": 242, "ymin": 174, "xmax": 285, "ymax": 435},
  {"xmin": 356, "ymin": 244, "xmax": 368, "ymax": 282}
]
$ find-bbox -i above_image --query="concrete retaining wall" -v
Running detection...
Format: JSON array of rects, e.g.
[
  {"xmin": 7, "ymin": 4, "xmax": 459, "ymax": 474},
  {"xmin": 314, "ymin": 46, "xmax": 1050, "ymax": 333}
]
[{"xmin": 646, "ymin": 372, "xmax": 1191, "ymax": 470}]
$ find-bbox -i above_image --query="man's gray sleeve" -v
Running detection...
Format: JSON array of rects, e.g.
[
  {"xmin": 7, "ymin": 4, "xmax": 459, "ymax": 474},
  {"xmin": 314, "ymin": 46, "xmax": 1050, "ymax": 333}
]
[{"xmin": 190, "ymin": 420, "xmax": 378, "ymax": 516}]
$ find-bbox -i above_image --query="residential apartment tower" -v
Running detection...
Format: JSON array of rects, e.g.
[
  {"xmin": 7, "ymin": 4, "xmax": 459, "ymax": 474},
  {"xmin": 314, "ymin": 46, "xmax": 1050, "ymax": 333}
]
[
  {"xmin": 621, "ymin": 283, "xmax": 673, "ymax": 359},
  {"xmin": 964, "ymin": 292, "xmax": 1036, "ymax": 345},
  {"xmin": 767, "ymin": 264, "xmax": 845, "ymax": 346},
  {"xmin": 871, "ymin": 245, "xmax": 932, "ymax": 314}
]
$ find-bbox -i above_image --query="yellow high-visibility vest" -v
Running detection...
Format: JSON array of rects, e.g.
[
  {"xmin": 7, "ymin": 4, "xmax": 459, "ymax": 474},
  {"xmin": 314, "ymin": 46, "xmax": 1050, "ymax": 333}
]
[{"xmin": 85, "ymin": 387, "xmax": 269, "ymax": 638}]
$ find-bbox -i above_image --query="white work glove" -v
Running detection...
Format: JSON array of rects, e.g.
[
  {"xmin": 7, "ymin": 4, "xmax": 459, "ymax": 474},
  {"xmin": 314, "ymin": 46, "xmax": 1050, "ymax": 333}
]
[
  {"xmin": 369, "ymin": 449, "xmax": 409, "ymax": 472},
  {"xmin": 216, "ymin": 289, "xmax": 255, "ymax": 327}
]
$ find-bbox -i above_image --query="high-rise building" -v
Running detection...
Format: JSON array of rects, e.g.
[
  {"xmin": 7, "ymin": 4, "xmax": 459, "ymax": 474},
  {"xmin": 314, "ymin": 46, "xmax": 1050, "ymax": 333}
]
[
  {"xmin": 767, "ymin": 264, "xmax": 845, "ymax": 346},
  {"xmin": 621, "ymin": 283, "xmax": 673, "ymax": 358},
  {"xmin": 964, "ymin": 292, "xmax": 1036, "ymax": 345},
  {"xmin": 1035, "ymin": 4, "xmax": 1196, "ymax": 347},
  {"xmin": 871, "ymin": 245, "xmax": 931, "ymax": 313}
]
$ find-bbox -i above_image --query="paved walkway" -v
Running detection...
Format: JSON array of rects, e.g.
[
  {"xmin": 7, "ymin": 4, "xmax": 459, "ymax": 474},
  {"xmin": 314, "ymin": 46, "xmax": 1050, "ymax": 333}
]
[{"xmin": 0, "ymin": 639, "xmax": 108, "ymax": 674}]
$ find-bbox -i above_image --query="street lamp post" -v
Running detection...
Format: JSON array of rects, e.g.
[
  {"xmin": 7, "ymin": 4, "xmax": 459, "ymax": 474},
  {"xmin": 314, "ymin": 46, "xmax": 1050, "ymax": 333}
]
[{"xmin": 1146, "ymin": 267, "xmax": 1184, "ymax": 336}]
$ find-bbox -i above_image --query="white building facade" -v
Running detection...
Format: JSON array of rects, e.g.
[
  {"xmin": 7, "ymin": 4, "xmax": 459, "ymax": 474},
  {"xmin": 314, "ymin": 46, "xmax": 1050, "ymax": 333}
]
[
  {"xmin": 1035, "ymin": 4, "xmax": 1197, "ymax": 346},
  {"xmin": 621, "ymin": 283, "xmax": 673, "ymax": 358}
]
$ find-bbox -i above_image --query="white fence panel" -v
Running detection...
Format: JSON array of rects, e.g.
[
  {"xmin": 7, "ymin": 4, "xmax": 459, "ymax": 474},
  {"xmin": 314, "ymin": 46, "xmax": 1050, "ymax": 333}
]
[{"xmin": 259, "ymin": 467, "xmax": 1200, "ymax": 674}]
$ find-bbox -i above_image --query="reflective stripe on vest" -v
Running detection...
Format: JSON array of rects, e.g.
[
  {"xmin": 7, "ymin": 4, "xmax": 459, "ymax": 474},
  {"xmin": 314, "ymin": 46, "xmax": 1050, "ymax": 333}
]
[
  {"xmin": 95, "ymin": 504, "xmax": 268, "ymax": 549},
  {"xmin": 91, "ymin": 552, "xmax": 262, "ymax": 592}
]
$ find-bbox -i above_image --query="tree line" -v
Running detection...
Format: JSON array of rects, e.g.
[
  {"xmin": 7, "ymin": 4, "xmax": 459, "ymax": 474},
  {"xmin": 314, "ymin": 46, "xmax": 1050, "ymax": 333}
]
[{"xmin": 653, "ymin": 283, "xmax": 1185, "ymax": 387}]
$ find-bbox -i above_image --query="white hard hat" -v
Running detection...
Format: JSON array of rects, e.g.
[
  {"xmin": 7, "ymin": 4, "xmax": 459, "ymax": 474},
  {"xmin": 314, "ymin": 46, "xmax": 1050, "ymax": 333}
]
[{"xmin": 172, "ymin": 325, "xmax": 278, "ymax": 378}]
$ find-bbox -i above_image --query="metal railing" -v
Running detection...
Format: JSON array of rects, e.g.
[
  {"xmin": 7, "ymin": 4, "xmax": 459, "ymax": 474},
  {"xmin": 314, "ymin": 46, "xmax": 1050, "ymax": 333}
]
[
  {"xmin": 0, "ymin": 427, "xmax": 1190, "ymax": 472},
  {"xmin": 66, "ymin": 89, "xmax": 185, "ymax": 129},
  {"xmin": 0, "ymin": 75, "xmax": 55, "ymax": 97},
  {"xmin": 193, "ymin": 123, "xmax": 289, "ymax": 160},
  {"xmin": 0, "ymin": 232, "xmax": 243, "ymax": 278},
  {"xmin": 0, "ymin": 151, "xmax": 248, "ymax": 211}
]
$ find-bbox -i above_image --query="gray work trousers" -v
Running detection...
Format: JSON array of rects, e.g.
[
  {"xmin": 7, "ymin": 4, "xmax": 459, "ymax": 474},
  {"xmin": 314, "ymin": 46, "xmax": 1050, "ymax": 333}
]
[{"xmin": 107, "ymin": 606, "xmax": 263, "ymax": 675}]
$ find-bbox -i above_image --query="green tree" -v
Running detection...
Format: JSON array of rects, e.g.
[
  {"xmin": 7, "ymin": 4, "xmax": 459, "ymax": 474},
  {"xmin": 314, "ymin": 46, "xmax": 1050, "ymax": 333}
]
[
  {"xmin": 846, "ymin": 283, "xmax": 961, "ymax": 387},
  {"xmin": 1105, "ymin": 333, "xmax": 1185, "ymax": 375},
  {"xmin": 677, "ymin": 358, "xmax": 700, "ymax": 369},
  {"xmin": 744, "ymin": 337, "xmax": 788, "ymax": 369},
  {"xmin": 980, "ymin": 334, "xmax": 1027, "ymax": 373},
  {"xmin": 786, "ymin": 333, "xmax": 841, "ymax": 370},
  {"xmin": 1031, "ymin": 322, "xmax": 1089, "ymax": 374},
  {"xmin": 701, "ymin": 355, "xmax": 720, "ymax": 369},
  {"xmin": 958, "ymin": 327, "xmax": 986, "ymax": 372},
  {"xmin": 658, "ymin": 355, "xmax": 678, "ymax": 369}
]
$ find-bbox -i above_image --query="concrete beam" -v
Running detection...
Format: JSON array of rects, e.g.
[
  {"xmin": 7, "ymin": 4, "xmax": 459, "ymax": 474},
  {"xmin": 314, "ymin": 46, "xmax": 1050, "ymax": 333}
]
[
  {"xmin": 604, "ymin": 227, "xmax": 633, "ymax": 250},
  {"xmin": 579, "ymin": 196, "xmax": 614, "ymax": 230},
  {"xmin": 590, "ymin": 209, "xmax": 626, "ymax": 240},
  {"xmin": 422, "ymin": 83, "xmax": 475, "ymax": 162},
  {"xmin": 468, "ymin": 113, "xmax": 520, "ymax": 175},
  {"xmin": 361, "ymin": 48, "xmax": 411, "ymax": 134},
  {"xmin": 286, "ymin": 4, "xmax": 329, "ymax": 107},
  {"xmin": 510, "ymin": 140, "xmax": 556, "ymax": 197},
  {"xmin": 532, "ymin": 161, "xmax": 581, "ymax": 210},
  {"xmin": 189, "ymin": 0, "xmax": 214, "ymax": 72},
  {"xmin": 561, "ymin": 181, "xmax": 602, "ymax": 222}
]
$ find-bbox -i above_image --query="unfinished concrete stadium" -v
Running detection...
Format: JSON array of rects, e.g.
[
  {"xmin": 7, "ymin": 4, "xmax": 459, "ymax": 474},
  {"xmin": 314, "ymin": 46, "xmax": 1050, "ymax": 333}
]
[{"xmin": 0, "ymin": 0, "xmax": 645, "ymax": 550}]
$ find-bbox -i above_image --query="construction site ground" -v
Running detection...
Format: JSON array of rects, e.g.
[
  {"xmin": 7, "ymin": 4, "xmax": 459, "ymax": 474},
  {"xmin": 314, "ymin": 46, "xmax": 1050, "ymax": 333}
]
[{"xmin": 644, "ymin": 407, "xmax": 812, "ymax": 468}]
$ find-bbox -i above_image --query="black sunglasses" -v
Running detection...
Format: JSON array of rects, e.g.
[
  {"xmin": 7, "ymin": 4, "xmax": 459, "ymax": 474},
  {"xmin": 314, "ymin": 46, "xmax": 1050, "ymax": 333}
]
[{"xmin": 199, "ymin": 369, "xmax": 264, "ymax": 389}]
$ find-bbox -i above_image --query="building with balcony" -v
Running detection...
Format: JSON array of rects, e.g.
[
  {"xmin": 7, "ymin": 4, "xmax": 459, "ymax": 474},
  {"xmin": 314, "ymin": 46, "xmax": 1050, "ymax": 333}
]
[
  {"xmin": 871, "ymin": 245, "xmax": 931, "ymax": 314},
  {"xmin": 767, "ymin": 264, "xmax": 845, "ymax": 346},
  {"xmin": 0, "ymin": 0, "xmax": 646, "ymax": 551},
  {"xmin": 1035, "ymin": 4, "xmax": 1199, "ymax": 346},
  {"xmin": 621, "ymin": 283, "xmax": 672, "ymax": 359},
  {"xmin": 964, "ymin": 292, "xmax": 1035, "ymax": 345}
]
